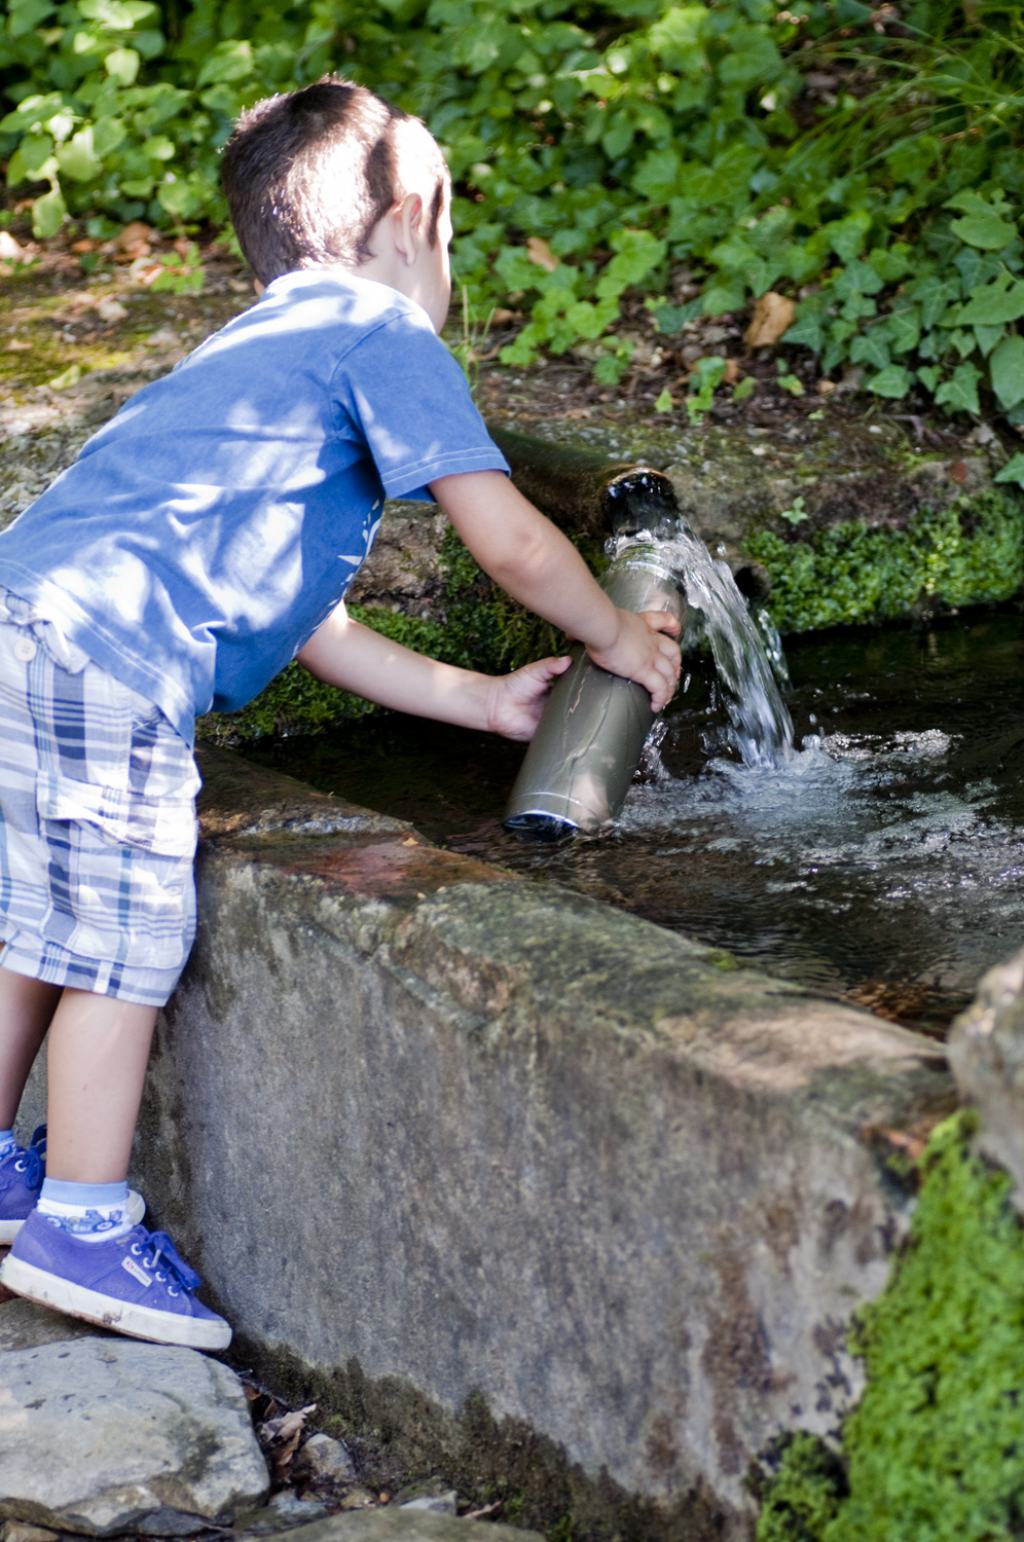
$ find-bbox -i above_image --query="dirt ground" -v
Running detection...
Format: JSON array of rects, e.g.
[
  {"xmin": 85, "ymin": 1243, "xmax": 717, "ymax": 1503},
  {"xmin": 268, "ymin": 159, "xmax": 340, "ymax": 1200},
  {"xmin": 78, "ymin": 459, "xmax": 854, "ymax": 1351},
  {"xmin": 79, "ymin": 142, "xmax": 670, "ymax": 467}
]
[{"xmin": 0, "ymin": 220, "xmax": 976, "ymax": 468}]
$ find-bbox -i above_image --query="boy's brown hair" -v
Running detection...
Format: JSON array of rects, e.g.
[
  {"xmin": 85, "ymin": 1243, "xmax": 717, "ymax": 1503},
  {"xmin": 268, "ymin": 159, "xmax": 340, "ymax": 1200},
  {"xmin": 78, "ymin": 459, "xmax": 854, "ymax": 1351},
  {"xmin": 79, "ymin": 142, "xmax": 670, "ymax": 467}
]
[{"xmin": 221, "ymin": 76, "xmax": 448, "ymax": 286}]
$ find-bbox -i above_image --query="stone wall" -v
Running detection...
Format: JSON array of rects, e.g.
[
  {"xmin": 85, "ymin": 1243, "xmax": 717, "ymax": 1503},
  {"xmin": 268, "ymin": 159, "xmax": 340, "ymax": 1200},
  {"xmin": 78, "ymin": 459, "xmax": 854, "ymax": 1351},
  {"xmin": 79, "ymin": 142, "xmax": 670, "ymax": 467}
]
[{"xmin": 107, "ymin": 749, "xmax": 955, "ymax": 1540}]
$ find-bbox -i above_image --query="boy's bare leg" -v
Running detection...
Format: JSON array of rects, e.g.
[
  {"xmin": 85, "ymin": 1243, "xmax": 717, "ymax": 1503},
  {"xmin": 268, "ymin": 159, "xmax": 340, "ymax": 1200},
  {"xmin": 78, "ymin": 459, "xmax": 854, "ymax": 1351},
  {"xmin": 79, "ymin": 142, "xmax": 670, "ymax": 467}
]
[
  {"xmin": 0, "ymin": 971, "xmax": 62, "ymax": 1128},
  {"xmin": 45, "ymin": 988, "xmax": 157, "ymax": 1183}
]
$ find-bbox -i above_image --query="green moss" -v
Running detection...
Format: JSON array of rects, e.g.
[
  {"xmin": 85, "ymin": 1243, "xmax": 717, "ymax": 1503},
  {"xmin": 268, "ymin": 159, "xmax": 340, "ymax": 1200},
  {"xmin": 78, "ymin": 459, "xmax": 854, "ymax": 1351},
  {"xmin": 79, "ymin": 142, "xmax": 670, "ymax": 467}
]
[
  {"xmin": 198, "ymin": 603, "xmax": 460, "ymax": 742},
  {"xmin": 746, "ymin": 493, "xmax": 1024, "ymax": 634},
  {"xmin": 756, "ymin": 1112, "xmax": 1024, "ymax": 1542},
  {"xmin": 756, "ymin": 1435, "xmax": 847, "ymax": 1542},
  {"xmin": 437, "ymin": 524, "xmax": 568, "ymax": 674}
]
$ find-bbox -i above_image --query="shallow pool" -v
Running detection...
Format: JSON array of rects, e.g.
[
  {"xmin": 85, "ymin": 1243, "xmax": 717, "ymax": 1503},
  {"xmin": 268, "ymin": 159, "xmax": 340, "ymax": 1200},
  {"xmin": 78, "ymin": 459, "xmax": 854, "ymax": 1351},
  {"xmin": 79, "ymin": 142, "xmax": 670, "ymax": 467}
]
[{"xmin": 246, "ymin": 608, "xmax": 1024, "ymax": 1036}]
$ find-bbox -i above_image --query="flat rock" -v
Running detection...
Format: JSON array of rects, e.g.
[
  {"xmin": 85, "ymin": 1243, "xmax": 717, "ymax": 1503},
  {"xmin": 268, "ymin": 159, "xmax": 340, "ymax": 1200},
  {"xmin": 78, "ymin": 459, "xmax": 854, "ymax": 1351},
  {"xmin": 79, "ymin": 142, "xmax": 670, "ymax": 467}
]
[
  {"xmin": 278, "ymin": 1511, "xmax": 542, "ymax": 1540},
  {"xmin": 0, "ymin": 1338, "xmax": 269, "ymax": 1535},
  {"xmin": 948, "ymin": 945, "xmax": 1024, "ymax": 1207}
]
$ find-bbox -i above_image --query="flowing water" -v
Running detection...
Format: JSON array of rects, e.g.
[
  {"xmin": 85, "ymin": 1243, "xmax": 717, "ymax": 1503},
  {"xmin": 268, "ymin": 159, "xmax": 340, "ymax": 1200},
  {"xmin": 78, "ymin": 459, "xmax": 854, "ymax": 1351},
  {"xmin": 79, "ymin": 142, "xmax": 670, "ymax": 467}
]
[
  {"xmin": 624, "ymin": 522, "xmax": 795, "ymax": 769},
  {"xmin": 247, "ymin": 604, "xmax": 1024, "ymax": 1038}
]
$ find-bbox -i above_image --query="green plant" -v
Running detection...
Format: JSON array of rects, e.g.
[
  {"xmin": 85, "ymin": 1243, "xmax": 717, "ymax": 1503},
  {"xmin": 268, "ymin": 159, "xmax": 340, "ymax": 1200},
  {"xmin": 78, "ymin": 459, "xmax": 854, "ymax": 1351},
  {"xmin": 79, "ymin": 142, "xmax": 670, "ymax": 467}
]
[
  {"xmin": 757, "ymin": 1111, "xmax": 1024, "ymax": 1541},
  {"xmin": 449, "ymin": 280, "xmax": 493, "ymax": 387},
  {"xmin": 685, "ymin": 354, "xmax": 727, "ymax": 425},
  {"xmin": 4, "ymin": 1, "xmax": 1024, "ymax": 423}
]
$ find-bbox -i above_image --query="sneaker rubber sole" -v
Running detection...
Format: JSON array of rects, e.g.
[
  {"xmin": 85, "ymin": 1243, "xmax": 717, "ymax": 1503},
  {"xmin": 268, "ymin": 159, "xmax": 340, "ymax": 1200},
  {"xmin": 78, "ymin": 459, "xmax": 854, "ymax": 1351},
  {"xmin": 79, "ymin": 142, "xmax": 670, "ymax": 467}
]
[
  {"xmin": 0, "ymin": 1187, "xmax": 146, "ymax": 1246},
  {"xmin": 0, "ymin": 1250, "xmax": 232, "ymax": 1350}
]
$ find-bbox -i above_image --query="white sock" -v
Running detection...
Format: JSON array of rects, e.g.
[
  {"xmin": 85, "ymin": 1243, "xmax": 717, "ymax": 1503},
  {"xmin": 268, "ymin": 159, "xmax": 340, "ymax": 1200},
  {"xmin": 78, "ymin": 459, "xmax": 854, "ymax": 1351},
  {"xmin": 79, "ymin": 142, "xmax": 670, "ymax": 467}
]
[{"xmin": 37, "ymin": 1177, "xmax": 134, "ymax": 1242}]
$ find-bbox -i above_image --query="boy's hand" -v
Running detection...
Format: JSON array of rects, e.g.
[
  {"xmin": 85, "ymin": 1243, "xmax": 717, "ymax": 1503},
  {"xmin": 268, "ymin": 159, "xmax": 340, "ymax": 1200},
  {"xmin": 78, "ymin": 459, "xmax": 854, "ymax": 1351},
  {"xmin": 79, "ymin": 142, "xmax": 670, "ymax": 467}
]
[
  {"xmin": 586, "ymin": 608, "xmax": 682, "ymax": 713},
  {"xmin": 485, "ymin": 655, "xmax": 573, "ymax": 741}
]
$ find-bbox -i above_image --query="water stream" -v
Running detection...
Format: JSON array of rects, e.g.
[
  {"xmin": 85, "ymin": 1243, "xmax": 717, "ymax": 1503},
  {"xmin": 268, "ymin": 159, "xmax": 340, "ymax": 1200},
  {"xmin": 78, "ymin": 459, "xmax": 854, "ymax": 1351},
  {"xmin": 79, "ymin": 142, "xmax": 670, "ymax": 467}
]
[{"xmin": 624, "ymin": 522, "xmax": 795, "ymax": 770}]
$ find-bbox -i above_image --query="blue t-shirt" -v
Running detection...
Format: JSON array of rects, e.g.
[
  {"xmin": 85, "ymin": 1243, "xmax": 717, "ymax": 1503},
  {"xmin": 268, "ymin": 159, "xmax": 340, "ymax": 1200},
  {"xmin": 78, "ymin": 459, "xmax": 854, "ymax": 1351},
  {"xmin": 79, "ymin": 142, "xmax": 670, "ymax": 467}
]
[{"xmin": 0, "ymin": 269, "xmax": 508, "ymax": 745}]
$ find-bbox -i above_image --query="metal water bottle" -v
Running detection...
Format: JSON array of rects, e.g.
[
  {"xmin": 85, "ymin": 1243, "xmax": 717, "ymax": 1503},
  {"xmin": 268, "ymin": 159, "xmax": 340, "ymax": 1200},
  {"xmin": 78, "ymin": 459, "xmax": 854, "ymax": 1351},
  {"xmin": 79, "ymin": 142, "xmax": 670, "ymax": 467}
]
[{"xmin": 503, "ymin": 542, "xmax": 687, "ymax": 839}]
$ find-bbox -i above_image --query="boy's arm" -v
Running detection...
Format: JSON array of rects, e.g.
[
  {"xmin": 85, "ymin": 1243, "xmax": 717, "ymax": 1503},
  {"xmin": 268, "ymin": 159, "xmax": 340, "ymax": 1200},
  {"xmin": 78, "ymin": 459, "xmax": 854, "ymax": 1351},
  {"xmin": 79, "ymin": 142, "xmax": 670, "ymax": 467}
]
[
  {"xmin": 429, "ymin": 470, "xmax": 680, "ymax": 710},
  {"xmin": 297, "ymin": 603, "xmax": 571, "ymax": 740}
]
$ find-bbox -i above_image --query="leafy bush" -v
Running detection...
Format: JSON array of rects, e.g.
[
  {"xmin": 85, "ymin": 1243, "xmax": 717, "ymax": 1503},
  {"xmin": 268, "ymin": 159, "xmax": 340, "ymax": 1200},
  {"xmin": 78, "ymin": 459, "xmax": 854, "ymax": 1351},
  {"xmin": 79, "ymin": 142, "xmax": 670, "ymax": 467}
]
[{"xmin": 3, "ymin": 0, "xmax": 1024, "ymax": 438}]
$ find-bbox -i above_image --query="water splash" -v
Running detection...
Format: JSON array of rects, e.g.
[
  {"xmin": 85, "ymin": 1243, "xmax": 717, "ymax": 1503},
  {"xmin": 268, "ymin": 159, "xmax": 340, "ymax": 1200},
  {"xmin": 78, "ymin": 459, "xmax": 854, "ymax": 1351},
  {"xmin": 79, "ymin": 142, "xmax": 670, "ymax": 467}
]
[{"xmin": 613, "ymin": 524, "xmax": 795, "ymax": 768}]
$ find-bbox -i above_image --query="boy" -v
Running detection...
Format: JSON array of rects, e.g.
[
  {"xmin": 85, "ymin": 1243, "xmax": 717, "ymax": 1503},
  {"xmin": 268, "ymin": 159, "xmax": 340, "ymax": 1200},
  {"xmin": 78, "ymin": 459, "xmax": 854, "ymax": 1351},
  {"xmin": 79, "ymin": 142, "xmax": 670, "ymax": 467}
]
[{"xmin": 0, "ymin": 78, "xmax": 681, "ymax": 1349}]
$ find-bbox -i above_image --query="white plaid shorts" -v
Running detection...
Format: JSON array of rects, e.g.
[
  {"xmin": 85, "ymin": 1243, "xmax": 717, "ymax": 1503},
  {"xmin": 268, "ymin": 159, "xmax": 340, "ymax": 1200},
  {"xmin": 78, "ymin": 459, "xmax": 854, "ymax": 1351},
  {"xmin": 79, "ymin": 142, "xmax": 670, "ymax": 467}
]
[{"xmin": 0, "ymin": 590, "xmax": 200, "ymax": 1005}]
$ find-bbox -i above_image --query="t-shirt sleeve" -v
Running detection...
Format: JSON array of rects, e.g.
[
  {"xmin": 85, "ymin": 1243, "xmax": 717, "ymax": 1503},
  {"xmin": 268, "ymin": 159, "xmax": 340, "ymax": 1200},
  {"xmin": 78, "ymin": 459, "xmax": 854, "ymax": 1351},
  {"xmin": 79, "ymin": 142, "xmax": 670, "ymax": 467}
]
[{"xmin": 333, "ymin": 307, "xmax": 510, "ymax": 501}]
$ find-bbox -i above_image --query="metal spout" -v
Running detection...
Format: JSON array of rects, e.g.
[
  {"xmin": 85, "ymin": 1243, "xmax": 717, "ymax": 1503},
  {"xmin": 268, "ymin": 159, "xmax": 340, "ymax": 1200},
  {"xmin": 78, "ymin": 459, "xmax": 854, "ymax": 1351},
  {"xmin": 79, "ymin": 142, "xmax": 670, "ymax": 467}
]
[{"xmin": 504, "ymin": 543, "xmax": 687, "ymax": 839}]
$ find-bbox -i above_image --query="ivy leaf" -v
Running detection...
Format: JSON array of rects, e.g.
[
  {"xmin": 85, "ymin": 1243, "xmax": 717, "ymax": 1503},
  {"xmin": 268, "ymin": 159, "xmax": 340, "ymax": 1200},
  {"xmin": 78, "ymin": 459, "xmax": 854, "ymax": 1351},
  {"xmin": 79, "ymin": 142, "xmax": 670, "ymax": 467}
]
[
  {"xmin": 866, "ymin": 365, "xmax": 911, "ymax": 398},
  {"xmin": 603, "ymin": 228, "xmax": 666, "ymax": 287},
  {"xmin": 994, "ymin": 452, "xmax": 1024, "ymax": 487},
  {"xmin": 782, "ymin": 300, "xmax": 826, "ymax": 352},
  {"xmin": 868, "ymin": 243, "xmax": 913, "ymax": 283},
  {"xmin": 950, "ymin": 211, "xmax": 1017, "ymax": 250},
  {"xmin": 972, "ymin": 323, "xmax": 1002, "ymax": 358},
  {"xmin": 0, "ymin": 93, "xmax": 66, "ymax": 134},
  {"xmin": 954, "ymin": 271, "xmax": 1024, "ymax": 326},
  {"xmin": 827, "ymin": 211, "xmax": 872, "ymax": 265},
  {"xmin": 594, "ymin": 350, "xmax": 627, "ymax": 385},
  {"xmin": 935, "ymin": 361, "xmax": 982, "ymax": 415},
  {"xmin": 105, "ymin": 47, "xmax": 140, "ymax": 87},
  {"xmin": 989, "ymin": 334, "xmax": 1024, "ymax": 411},
  {"xmin": 908, "ymin": 275, "xmax": 962, "ymax": 329},
  {"xmin": 647, "ymin": 5, "xmax": 706, "ymax": 72},
  {"xmin": 954, "ymin": 245, "xmax": 1002, "ymax": 294},
  {"xmin": 883, "ymin": 308, "xmax": 921, "ymax": 354},
  {"xmin": 57, "ymin": 126, "xmax": 102, "ymax": 183},
  {"xmin": 833, "ymin": 259, "xmax": 883, "ymax": 299},
  {"xmin": 601, "ymin": 118, "xmax": 635, "ymax": 160},
  {"xmin": 850, "ymin": 331, "xmax": 891, "ymax": 371},
  {"xmin": 631, "ymin": 146, "xmax": 681, "ymax": 202},
  {"xmin": 77, "ymin": 0, "xmax": 158, "ymax": 26},
  {"xmin": 946, "ymin": 192, "xmax": 1017, "ymax": 250},
  {"xmin": 917, "ymin": 365, "xmax": 941, "ymax": 392},
  {"xmin": 649, "ymin": 298, "xmax": 701, "ymax": 334},
  {"xmin": 195, "ymin": 41, "xmax": 254, "ymax": 88},
  {"xmin": 717, "ymin": 29, "xmax": 783, "ymax": 87},
  {"xmin": 949, "ymin": 327, "xmax": 976, "ymax": 360},
  {"xmin": 8, "ymin": 0, "xmax": 56, "ymax": 39},
  {"xmin": 702, "ymin": 281, "xmax": 745, "ymax": 316},
  {"xmin": 31, "ymin": 184, "xmax": 66, "ymax": 239},
  {"xmin": 92, "ymin": 116, "xmax": 127, "ymax": 157},
  {"xmin": 6, "ymin": 133, "xmax": 56, "ymax": 184}
]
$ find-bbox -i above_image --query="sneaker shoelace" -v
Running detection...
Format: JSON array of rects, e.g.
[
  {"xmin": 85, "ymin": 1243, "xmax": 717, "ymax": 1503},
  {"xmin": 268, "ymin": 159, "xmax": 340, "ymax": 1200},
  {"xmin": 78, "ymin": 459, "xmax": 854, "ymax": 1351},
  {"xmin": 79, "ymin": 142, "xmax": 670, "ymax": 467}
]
[
  {"xmin": 127, "ymin": 1227, "xmax": 203, "ymax": 1299},
  {"xmin": 0, "ymin": 1124, "xmax": 45, "ymax": 1194}
]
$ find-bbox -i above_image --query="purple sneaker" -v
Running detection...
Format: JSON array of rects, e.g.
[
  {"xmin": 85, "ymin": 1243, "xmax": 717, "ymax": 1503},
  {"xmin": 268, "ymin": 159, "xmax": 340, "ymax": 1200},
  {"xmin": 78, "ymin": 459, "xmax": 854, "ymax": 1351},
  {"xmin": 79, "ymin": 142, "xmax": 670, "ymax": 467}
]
[
  {"xmin": 0, "ymin": 1211, "xmax": 231, "ymax": 1350},
  {"xmin": 0, "ymin": 1126, "xmax": 144, "ymax": 1245}
]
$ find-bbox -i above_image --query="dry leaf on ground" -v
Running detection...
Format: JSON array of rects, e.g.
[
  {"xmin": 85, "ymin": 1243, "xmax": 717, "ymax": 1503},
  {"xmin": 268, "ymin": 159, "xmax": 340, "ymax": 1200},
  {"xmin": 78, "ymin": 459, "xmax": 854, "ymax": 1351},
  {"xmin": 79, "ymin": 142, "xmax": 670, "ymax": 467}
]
[
  {"xmin": 526, "ymin": 236, "xmax": 558, "ymax": 272},
  {"xmin": 257, "ymin": 1402, "xmax": 318, "ymax": 1482},
  {"xmin": 744, "ymin": 291, "xmax": 796, "ymax": 349}
]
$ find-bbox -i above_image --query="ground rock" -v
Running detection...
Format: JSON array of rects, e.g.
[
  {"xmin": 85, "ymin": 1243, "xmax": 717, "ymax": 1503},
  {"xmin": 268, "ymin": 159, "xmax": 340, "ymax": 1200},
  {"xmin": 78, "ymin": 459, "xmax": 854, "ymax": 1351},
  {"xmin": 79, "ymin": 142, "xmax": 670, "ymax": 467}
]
[
  {"xmin": 948, "ymin": 945, "xmax": 1024, "ymax": 1207},
  {"xmin": 399, "ymin": 1493, "xmax": 457, "ymax": 1515},
  {"xmin": 276, "ymin": 1511, "xmax": 542, "ymax": 1540},
  {"xmin": 292, "ymin": 1432, "xmax": 358, "ymax": 1485},
  {"xmin": 0, "ymin": 1338, "xmax": 269, "ymax": 1535},
  {"xmin": 232, "ymin": 1489, "xmax": 330, "ymax": 1535},
  {"xmin": 0, "ymin": 1297, "xmax": 95, "ymax": 1352}
]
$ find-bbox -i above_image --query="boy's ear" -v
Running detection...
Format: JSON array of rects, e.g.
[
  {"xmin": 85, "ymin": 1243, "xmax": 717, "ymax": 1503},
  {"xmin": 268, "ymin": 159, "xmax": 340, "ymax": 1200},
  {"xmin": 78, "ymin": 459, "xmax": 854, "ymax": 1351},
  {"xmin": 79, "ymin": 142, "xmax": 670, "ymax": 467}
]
[{"xmin": 393, "ymin": 191, "xmax": 426, "ymax": 266}]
